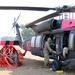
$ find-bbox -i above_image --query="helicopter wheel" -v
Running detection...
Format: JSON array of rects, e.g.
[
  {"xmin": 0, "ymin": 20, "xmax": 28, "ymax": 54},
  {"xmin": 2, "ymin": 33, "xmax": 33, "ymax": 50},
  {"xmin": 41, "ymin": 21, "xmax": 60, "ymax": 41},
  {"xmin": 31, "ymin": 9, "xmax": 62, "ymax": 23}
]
[{"xmin": 2, "ymin": 45, "xmax": 23, "ymax": 68}]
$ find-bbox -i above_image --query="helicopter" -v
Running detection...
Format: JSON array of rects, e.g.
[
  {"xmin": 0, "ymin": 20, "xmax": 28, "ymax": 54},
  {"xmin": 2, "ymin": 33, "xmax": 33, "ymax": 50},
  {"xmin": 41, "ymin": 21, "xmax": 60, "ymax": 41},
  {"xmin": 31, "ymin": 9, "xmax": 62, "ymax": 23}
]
[
  {"xmin": 0, "ymin": 5, "xmax": 75, "ymax": 71},
  {"xmin": 24, "ymin": 5, "xmax": 75, "ymax": 71}
]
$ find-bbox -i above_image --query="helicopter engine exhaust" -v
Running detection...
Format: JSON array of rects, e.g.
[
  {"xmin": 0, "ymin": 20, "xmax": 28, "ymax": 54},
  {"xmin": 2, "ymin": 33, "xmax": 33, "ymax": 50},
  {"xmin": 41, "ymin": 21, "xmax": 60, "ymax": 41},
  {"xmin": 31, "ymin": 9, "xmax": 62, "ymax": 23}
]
[{"xmin": 35, "ymin": 19, "xmax": 61, "ymax": 33}]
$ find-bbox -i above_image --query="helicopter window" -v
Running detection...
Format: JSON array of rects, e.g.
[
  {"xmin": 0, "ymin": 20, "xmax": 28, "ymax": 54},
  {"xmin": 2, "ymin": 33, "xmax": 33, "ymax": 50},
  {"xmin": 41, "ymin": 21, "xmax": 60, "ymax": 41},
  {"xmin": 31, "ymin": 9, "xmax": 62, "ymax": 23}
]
[
  {"xmin": 31, "ymin": 36, "xmax": 36, "ymax": 47},
  {"xmin": 36, "ymin": 36, "xmax": 41, "ymax": 47}
]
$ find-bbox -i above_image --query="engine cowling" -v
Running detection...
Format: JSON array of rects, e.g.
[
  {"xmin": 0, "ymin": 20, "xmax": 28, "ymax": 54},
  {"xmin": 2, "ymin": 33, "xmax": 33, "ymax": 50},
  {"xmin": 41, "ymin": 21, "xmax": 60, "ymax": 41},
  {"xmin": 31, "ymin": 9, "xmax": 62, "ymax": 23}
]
[{"xmin": 34, "ymin": 19, "xmax": 61, "ymax": 33}]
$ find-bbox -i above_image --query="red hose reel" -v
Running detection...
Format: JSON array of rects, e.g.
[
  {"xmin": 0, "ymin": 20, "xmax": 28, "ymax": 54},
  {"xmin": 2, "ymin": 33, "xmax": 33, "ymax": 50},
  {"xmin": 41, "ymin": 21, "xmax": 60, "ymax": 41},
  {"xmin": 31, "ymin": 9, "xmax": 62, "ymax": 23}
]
[{"xmin": 0, "ymin": 45, "xmax": 23, "ymax": 68}]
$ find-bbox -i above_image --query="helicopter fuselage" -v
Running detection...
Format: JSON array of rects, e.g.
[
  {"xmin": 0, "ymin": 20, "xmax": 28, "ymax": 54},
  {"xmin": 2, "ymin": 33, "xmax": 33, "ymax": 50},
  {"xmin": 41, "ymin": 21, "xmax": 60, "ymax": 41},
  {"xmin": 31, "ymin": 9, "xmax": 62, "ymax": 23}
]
[{"xmin": 24, "ymin": 18, "xmax": 75, "ymax": 67}]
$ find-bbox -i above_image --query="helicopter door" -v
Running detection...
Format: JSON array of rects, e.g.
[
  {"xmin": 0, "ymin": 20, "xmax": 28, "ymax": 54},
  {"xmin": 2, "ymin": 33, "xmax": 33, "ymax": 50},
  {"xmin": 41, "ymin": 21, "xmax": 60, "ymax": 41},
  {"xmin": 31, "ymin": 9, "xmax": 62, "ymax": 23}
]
[
  {"xmin": 68, "ymin": 31, "xmax": 75, "ymax": 51},
  {"xmin": 31, "ymin": 35, "xmax": 43, "ymax": 57},
  {"xmin": 63, "ymin": 32, "xmax": 69, "ymax": 48}
]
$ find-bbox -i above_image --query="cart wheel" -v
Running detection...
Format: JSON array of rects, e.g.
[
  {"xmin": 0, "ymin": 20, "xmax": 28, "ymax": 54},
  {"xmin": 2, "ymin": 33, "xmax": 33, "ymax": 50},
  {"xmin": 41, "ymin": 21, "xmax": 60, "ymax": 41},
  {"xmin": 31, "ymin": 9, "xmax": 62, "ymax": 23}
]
[{"xmin": 52, "ymin": 59, "xmax": 61, "ymax": 71}]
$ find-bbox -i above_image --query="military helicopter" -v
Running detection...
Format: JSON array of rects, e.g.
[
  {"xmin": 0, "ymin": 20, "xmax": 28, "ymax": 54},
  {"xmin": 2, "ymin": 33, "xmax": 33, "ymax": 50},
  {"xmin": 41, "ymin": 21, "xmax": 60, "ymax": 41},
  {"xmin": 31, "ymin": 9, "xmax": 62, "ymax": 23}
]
[
  {"xmin": 0, "ymin": 5, "xmax": 75, "ymax": 71},
  {"xmin": 24, "ymin": 5, "xmax": 75, "ymax": 71}
]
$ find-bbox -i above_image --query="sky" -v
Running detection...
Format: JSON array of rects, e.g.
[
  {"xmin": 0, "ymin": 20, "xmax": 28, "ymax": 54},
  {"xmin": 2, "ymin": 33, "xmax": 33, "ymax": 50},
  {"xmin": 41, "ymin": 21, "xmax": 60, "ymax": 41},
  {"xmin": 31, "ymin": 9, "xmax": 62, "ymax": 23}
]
[{"xmin": 0, "ymin": 0, "xmax": 75, "ymax": 37}]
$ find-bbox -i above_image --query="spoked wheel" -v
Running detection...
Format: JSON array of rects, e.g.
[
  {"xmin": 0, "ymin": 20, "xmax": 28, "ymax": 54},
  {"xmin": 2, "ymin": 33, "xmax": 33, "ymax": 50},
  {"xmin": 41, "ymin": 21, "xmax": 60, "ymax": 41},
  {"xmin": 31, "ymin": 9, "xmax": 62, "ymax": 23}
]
[{"xmin": 2, "ymin": 45, "xmax": 23, "ymax": 68}]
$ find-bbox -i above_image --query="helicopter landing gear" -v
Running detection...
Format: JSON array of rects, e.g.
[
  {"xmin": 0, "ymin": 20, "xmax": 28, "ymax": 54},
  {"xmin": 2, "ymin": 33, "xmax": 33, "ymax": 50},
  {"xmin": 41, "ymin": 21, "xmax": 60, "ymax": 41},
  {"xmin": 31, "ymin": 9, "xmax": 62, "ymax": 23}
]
[{"xmin": 22, "ymin": 50, "xmax": 27, "ymax": 56}]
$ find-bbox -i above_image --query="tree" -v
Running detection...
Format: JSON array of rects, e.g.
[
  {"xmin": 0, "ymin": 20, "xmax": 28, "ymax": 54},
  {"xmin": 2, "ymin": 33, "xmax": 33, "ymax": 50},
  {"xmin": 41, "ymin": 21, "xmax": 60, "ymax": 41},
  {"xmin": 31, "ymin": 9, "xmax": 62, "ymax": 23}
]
[
  {"xmin": 21, "ymin": 25, "xmax": 35, "ymax": 41},
  {"xmin": 1, "ymin": 36, "xmax": 15, "ymax": 40}
]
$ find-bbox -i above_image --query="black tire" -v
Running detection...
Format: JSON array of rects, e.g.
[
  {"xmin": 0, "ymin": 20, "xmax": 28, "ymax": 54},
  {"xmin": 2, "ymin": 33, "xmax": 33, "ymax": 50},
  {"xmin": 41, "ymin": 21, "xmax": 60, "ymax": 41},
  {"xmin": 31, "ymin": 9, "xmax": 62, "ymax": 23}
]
[{"xmin": 52, "ymin": 59, "xmax": 61, "ymax": 71}]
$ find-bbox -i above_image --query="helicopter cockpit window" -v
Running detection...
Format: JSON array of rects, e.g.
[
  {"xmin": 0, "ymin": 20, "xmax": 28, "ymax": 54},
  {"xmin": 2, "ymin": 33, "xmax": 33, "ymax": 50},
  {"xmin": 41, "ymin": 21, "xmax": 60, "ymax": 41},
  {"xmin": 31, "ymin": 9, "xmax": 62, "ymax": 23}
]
[
  {"xmin": 31, "ymin": 36, "xmax": 36, "ymax": 47},
  {"xmin": 36, "ymin": 36, "xmax": 41, "ymax": 47}
]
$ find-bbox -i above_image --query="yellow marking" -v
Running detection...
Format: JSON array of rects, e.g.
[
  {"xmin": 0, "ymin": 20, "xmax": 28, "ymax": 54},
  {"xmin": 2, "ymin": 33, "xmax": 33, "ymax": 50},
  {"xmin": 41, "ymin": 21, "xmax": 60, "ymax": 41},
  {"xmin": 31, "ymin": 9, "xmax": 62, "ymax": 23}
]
[
  {"xmin": 56, "ymin": 70, "xmax": 64, "ymax": 73},
  {"xmin": 49, "ymin": 68, "xmax": 53, "ymax": 71}
]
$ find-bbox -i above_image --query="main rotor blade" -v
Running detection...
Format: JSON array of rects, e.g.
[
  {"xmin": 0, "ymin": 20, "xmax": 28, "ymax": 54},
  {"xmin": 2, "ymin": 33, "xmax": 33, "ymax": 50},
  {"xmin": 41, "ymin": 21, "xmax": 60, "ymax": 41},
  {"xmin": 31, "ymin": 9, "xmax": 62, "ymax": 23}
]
[
  {"xmin": 25, "ymin": 12, "xmax": 60, "ymax": 28},
  {"xmin": 0, "ymin": 6, "xmax": 55, "ymax": 11}
]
